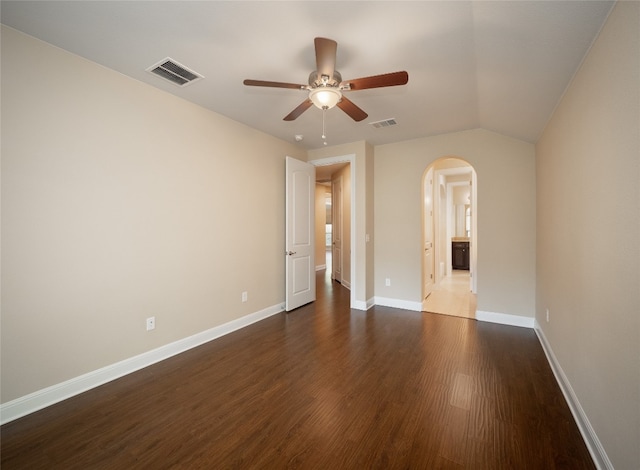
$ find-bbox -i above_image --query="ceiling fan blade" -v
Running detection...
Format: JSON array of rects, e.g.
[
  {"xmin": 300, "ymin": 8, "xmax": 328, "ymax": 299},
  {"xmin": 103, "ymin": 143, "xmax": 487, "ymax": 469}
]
[
  {"xmin": 342, "ymin": 71, "xmax": 409, "ymax": 91},
  {"xmin": 243, "ymin": 79, "xmax": 306, "ymax": 90},
  {"xmin": 284, "ymin": 99, "xmax": 313, "ymax": 121},
  {"xmin": 337, "ymin": 96, "xmax": 368, "ymax": 122},
  {"xmin": 314, "ymin": 37, "xmax": 337, "ymax": 81}
]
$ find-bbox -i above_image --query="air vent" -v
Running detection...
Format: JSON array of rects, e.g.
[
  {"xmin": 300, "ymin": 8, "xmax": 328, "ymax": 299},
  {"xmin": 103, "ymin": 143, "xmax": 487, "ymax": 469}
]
[
  {"xmin": 146, "ymin": 58, "xmax": 203, "ymax": 87},
  {"xmin": 370, "ymin": 118, "xmax": 398, "ymax": 129}
]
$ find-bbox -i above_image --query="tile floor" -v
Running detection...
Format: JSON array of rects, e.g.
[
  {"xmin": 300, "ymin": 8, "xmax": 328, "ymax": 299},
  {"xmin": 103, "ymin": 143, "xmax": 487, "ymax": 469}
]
[{"xmin": 423, "ymin": 270, "xmax": 477, "ymax": 319}]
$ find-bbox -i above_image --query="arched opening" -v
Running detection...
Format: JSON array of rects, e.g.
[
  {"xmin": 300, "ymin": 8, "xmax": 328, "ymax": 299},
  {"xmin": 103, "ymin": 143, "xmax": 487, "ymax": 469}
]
[{"xmin": 422, "ymin": 157, "xmax": 477, "ymax": 319}]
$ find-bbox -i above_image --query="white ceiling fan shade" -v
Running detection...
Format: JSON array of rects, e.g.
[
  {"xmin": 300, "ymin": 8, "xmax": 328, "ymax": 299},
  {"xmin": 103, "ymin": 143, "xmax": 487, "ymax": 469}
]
[{"xmin": 309, "ymin": 87, "xmax": 342, "ymax": 110}]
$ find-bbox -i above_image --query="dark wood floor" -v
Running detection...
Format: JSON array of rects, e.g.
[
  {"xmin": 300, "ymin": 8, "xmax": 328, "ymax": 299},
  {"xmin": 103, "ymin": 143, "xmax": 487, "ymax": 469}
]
[{"xmin": 2, "ymin": 270, "xmax": 594, "ymax": 469}]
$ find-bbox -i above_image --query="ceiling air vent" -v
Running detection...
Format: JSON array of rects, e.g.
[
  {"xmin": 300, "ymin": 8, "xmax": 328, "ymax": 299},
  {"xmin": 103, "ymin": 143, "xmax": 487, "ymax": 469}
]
[
  {"xmin": 146, "ymin": 58, "xmax": 203, "ymax": 87},
  {"xmin": 370, "ymin": 118, "xmax": 398, "ymax": 129}
]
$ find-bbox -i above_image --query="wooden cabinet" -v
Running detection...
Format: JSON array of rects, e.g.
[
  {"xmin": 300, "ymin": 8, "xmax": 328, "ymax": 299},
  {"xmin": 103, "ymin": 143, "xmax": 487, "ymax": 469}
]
[{"xmin": 452, "ymin": 241, "xmax": 470, "ymax": 270}]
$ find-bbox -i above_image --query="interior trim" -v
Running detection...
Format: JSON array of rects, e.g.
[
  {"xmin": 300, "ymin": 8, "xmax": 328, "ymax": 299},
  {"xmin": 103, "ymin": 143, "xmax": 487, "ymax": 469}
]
[
  {"xmin": 374, "ymin": 297, "xmax": 423, "ymax": 312},
  {"xmin": 475, "ymin": 310, "xmax": 534, "ymax": 328},
  {"xmin": 534, "ymin": 321, "xmax": 612, "ymax": 470},
  {"xmin": 0, "ymin": 303, "xmax": 284, "ymax": 425}
]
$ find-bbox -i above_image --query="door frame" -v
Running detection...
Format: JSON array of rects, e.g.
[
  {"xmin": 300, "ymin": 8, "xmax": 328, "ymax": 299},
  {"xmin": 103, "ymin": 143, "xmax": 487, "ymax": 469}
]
[
  {"xmin": 424, "ymin": 159, "xmax": 478, "ymax": 295},
  {"xmin": 308, "ymin": 154, "xmax": 356, "ymax": 309},
  {"xmin": 331, "ymin": 173, "xmax": 343, "ymax": 284},
  {"xmin": 422, "ymin": 167, "xmax": 435, "ymax": 300}
]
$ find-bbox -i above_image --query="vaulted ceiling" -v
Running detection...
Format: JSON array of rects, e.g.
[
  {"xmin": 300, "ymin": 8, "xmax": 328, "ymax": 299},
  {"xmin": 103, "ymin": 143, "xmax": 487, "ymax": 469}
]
[{"xmin": 1, "ymin": 1, "xmax": 614, "ymax": 149}]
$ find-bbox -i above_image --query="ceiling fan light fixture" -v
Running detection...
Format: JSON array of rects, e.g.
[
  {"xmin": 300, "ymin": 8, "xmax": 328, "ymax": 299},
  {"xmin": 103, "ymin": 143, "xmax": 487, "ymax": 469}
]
[
  {"xmin": 244, "ymin": 38, "xmax": 408, "ymax": 122},
  {"xmin": 309, "ymin": 87, "xmax": 342, "ymax": 110}
]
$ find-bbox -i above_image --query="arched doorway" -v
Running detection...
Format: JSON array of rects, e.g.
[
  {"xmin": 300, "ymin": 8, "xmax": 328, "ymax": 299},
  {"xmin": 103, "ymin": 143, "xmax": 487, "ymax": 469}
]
[{"xmin": 421, "ymin": 157, "xmax": 477, "ymax": 319}]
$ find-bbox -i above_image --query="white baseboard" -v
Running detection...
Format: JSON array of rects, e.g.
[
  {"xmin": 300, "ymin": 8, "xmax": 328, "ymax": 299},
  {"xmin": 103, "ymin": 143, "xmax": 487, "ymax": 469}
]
[
  {"xmin": 351, "ymin": 297, "xmax": 376, "ymax": 311},
  {"xmin": 370, "ymin": 301, "xmax": 535, "ymax": 329},
  {"xmin": 476, "ymin": 310, "xmax": 534, "ymax": 328},
  {"xmin": 0, "ymin": 303, "xmax": 284, "ymax": 425},
  {"xmin": 534, "ymin": 321, "xmax": 612, "ymax": 470},
  {"xmin": 351, "ymin": 299, "xmax": 368, "ymax": 310},
  {"xmin": 315, "ymin": 264, "xmax": 326, "ymax": 271},
  {"xmin": 374, "ymin": 297, "xmax": 423, "ymax": 312}
]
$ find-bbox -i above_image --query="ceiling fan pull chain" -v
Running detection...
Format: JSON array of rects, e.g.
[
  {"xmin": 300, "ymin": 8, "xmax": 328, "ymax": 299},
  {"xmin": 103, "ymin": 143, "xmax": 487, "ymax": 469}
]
[{"xmin": 322, "ymin": 106, "xmax": 328, "ymax": 144}]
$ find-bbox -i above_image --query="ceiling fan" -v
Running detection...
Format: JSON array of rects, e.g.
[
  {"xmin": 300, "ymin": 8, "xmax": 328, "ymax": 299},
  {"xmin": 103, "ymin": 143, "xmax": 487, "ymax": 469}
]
[{"xmin": 243, "ymin": 37, "xmax": 409, "ymax": 122}]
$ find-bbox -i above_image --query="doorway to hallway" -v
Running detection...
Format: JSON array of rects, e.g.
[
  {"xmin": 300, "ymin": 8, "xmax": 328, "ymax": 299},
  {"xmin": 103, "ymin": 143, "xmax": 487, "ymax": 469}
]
[
  {"xmin": 422, "ymin": 157, "xmax": 477, "ymax": 319},
  {"xmin": 313, "ymin": 160, "xmax": 351, "ymax": 289},
  {"xmin": 423, "ymin": 270, "xmax": 476, "ymax": 319}
]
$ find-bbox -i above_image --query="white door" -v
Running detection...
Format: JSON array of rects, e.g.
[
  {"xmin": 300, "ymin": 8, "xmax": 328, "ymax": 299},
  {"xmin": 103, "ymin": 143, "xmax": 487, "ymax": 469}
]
[
  {"xmin": 423, "ymin": 168, "xmax": 435, "ymax": 299},
  {"xmin": 285, "ymin": 157, "xmax": 316, "ymax": 311},
  {"xmin": 331, "ymin": 174, "xmax": 342, "ymax": 283}
]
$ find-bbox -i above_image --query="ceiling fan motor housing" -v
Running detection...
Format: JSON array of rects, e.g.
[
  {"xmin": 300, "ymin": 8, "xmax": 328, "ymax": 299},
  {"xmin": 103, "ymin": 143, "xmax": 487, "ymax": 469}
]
[{"xmin": 308, "ymin": 70, "xmax": 342, "ymax": 88}]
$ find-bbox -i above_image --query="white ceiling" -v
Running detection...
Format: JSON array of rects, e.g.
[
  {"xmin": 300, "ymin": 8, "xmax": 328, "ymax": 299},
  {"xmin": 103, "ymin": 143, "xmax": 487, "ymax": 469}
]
[{"xmin": 1, "ymin": 1, "xmax": 614, "ymax": 150}]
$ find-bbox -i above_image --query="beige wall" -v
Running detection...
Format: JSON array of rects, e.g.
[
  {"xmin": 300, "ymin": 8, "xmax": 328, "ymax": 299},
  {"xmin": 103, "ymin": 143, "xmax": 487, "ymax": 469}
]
[
  {"xmin": 536, "ymin": 2, "xmax": 640, "ymax": 468},
  {"xmin": 375, "ymin": 129, "xmax": 536, "ymax": 317},
  {"xmin": 1, "ymin": 27, "xmax": 306, "ymax": 402},
  {"xmin": 452, "ymin": 185, "xmax": 470, "ymax": 206}
]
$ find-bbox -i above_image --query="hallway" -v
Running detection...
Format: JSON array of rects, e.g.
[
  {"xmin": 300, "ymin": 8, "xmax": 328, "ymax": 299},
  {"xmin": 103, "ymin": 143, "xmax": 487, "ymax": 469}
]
[{"xmin": 423, "ymin": 270, "xmax": 477, "ymax": 319}]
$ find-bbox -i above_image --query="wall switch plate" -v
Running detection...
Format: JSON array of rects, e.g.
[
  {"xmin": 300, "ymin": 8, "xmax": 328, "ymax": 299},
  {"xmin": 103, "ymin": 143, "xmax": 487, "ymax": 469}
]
[
  {"xmin": 385, "ymin": 278, "xmax": 391, "ymax": 287},
  {"xmin": 546, "ymin": 308, "xmax": 550, "ymax": 323},
  {"xmin": 146, "ymin": 316, "xmax": 156, "ymax": 331},
  {"xmin": 242, "ymin": 291, "xmax": 248, "ymax": 303}
]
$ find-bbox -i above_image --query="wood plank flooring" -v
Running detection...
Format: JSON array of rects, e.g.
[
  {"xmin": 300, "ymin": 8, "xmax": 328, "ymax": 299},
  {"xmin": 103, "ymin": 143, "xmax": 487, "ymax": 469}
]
[{"xmin": 1, "ymin": 270, "xmax": 594, "ymax": 469}]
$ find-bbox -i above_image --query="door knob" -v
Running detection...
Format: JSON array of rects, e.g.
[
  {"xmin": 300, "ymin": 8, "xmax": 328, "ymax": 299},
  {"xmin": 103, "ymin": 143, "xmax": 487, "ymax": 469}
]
[{"xmin": 286, "ymin": 251, "xmax": 297, "ymax": 256}]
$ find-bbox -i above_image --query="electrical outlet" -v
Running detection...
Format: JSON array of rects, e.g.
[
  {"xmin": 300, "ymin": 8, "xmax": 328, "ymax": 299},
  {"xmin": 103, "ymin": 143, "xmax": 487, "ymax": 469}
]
[
  {"xmin": 385, "ymin": 278, "xmax": 391, "ymax": 287},
  {"xmin": 546, "ymin": 308, "xmax": 550, "ymax": 323},
  {"xmin": 146, "ymin": 316, "xmax": 155, "ymax": 331},
  {"xmin": 242, "ymin": 291, "xmax": 248, "ymax": 303}
]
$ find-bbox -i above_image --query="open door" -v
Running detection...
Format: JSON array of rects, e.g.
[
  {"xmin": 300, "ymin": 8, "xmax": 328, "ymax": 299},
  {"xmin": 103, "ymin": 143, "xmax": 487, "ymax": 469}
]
[
  {"xmin": 423, "ymin": 167, "xmax": 435, "ymax": 299},
  {"xmin": 285, "ymin": 157, "xmax": 316, "ymax": 311}
]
